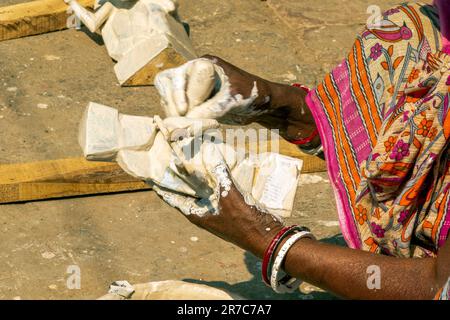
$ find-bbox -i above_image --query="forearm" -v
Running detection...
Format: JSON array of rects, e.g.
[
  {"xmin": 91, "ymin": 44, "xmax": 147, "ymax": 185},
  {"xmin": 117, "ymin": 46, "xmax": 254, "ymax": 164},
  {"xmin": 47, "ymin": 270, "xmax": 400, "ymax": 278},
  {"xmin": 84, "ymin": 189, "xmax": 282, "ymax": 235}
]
[
  {"xmin": 216, "ymin": 187, "xmax": 434, "ymax": 299},
  {"xmin": 230, "ymin": 206, "xmax": 439, "ymax": 299},
  {"xmin": 268, "ymin": 82, "xmax": 310, "ymax": 117},
  {"xmin": 255, "ymin": 235, "xmax": 439, "ymax": 299},
  {"xmin": 186, "ymin": 171, "xmax": 447, "ymax": 300}
]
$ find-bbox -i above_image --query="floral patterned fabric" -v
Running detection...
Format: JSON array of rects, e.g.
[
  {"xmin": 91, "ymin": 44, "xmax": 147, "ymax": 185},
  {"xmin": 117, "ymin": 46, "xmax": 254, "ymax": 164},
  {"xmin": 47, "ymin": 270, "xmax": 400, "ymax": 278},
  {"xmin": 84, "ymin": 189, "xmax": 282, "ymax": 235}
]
[
  {"xmin": 435, "ymin": 277, "xmax": 450, "ymax": 300},
  {"xmin": 305, "ymin": 2, "xmax": 450, "ymax": 260}
]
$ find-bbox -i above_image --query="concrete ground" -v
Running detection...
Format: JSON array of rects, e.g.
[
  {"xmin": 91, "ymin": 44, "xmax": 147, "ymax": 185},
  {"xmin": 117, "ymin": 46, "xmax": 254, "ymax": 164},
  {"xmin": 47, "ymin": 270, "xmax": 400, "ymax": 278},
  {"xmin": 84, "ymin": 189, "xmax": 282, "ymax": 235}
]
[{"xmin": 0, "ymin": 0, "xmax": 400, "ymax": 299}]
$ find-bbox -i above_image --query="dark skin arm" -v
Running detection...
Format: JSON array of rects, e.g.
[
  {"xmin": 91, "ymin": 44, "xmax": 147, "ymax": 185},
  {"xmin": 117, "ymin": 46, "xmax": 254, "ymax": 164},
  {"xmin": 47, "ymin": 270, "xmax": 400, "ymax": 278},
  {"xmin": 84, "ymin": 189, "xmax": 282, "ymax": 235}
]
[
  {"xmin": 202, "ymin": 55, "xmax": 320, "ymax": 146},
  {"xmin": 182, "ymin": 56, "xmax": 450, "ymax": 300},
  {"xmin": 187, "ymin": 181, "xmax": 450, "ymax": 300}
]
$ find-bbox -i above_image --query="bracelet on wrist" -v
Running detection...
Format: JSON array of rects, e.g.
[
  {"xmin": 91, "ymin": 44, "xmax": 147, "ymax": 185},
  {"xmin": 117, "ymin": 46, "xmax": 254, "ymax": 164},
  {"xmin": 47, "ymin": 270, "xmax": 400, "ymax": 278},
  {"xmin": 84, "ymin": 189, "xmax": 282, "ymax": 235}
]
[
  {"xmin": 288, "ymin": 83, "xmax": 320, "ymax": 147},
  {"xmin": 261, "ymin": 226, "xmax": 292, "ymax": 286},
  {"xmin": 261, "ymin": 225, "xmax": 310, "ymax": 287},
  {"xmin": 270, "ymin": 230, "xmax": 315, "ymax": 293}
]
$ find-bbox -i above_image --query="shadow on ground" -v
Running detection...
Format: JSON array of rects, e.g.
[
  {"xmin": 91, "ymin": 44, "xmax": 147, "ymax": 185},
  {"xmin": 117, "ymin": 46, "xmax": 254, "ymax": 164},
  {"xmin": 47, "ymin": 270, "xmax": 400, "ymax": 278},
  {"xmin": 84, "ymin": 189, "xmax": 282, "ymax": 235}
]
[{"xmin": 184, "ymin": 234, "xmax": 346, "ymax": 300}]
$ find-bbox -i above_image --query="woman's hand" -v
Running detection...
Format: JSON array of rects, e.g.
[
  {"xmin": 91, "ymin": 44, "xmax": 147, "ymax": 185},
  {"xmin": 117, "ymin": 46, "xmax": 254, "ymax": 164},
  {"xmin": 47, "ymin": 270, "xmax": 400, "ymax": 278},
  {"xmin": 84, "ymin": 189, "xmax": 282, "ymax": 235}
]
[
  {"xmin": 155, "ymin": 55, "xmax": 318, "ymax": 142},
  {"xmin": 184, "ymin": 167, "xmax": 285, "ymax": 258},
  {"xmin": 155, "ymin": 56, "xmax": 272, "ymax": 121}
]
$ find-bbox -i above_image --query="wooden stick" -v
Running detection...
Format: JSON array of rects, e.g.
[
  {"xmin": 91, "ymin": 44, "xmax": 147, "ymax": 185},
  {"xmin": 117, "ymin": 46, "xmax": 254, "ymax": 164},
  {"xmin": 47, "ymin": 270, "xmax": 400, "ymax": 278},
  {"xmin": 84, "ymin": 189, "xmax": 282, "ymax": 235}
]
[
  {"xmin": 0, "ymin": 139, "xmax": 325, "ymax": 204},
  {"xmin": 0, "ymin": 0, "xmax": 95, "ymax": 42},
  {"xmin": 0, "ymin": 157, "xmax": 150, "ymax": 204}
]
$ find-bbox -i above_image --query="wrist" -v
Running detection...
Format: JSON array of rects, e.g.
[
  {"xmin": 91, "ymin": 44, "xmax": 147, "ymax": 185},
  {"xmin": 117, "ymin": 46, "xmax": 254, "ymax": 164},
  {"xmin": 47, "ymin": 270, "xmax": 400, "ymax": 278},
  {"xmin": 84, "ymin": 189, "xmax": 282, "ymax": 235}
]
[
  {"xmin": 246, "ymin": 222, "xmax": 285, "ymax": 259},
  {"xmin": 262, "ymin": 82, "xmax": 319, "ymax": 143},
  {"xmin": 215, "ymin": 183, "xmax": 285, "ymax": 259},
  {"xmin": 267, "ymin": 82, "xmax": 307, "ymax": 111}
]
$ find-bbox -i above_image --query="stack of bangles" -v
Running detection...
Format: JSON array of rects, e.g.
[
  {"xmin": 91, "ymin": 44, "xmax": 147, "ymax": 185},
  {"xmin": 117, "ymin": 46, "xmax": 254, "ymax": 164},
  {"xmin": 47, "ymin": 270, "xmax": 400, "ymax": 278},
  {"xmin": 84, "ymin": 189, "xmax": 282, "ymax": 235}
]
[{"xmin": 261, "ymin": 225, "xmax": 315, "ymax": 293}]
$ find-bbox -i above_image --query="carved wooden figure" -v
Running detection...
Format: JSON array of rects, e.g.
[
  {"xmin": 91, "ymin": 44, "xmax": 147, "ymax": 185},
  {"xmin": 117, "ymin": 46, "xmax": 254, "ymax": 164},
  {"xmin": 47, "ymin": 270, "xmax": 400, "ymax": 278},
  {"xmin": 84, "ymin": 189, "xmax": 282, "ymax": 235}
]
[{"xmin": 66, "ymin": 0, "xmax": 197, "ymax": 85}]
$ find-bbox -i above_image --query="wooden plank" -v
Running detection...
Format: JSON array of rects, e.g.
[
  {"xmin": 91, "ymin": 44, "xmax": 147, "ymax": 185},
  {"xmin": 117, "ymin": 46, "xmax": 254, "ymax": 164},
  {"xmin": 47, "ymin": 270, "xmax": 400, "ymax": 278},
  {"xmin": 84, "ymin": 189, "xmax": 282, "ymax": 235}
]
[
  {"xmin": 0, "ymin": 157, "xmax": 151, "ymax": 204},
  {"xmin": 0, "ymin": 139, "xmax": 325, "ymax": 204},
  {"xmin": 278, "ymin": 139, "xmax": 326, "ymax": 173},
  {"xmin": 0, "ymin": 0, "xmax": 96, "ymax": 42},
  {"xmin": 236, "ymin": 138, "xmax": 326, "ymax": 173}
]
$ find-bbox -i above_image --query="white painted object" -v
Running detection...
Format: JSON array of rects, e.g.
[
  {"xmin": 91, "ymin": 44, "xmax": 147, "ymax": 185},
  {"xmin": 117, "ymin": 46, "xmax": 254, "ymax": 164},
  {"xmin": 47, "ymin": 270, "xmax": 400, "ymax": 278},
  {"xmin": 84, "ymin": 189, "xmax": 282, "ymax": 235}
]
[
  {"xmin": 252, "ymin": 153, "xmax": 303, "ymax": 217},
  {"xmin": 79, "ymin": 102, "xmax": 157, "ymax": 160},
  {"xmin": 98, "ymin": 280, "xmax": 241, "ymax": 300},
  {"xmin": 66, "ymin": 0, "xmax": 197, "ymax": 85},
  {"xmin": 79, "ymin": 103, "xmax": 302, "ymax": 217}
]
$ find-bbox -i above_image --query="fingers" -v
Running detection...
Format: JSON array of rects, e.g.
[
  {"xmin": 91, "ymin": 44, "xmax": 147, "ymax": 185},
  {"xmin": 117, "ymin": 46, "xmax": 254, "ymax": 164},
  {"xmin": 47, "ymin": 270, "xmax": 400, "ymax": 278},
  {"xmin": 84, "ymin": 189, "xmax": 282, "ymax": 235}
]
[
  {"xmin": 186, "ymin": 59, "xmax": 216, "ymax": 108},
  {"xmin": 155, "ymin": 72, "xmax": 180, "ymax": 117},
  {"xmin": 185, "ymin": 104, "xmax": 221, "ymax": 119},
  {"xmin": 171, "ymin": 67, "xmax": 189, "ymax": 116},
  {"xmin": 185, "ymin": 64, "xmax": 232, "ymax": 119},
  {"xmin": 195, "ymin": 118, "xmax": 220, "ymax": 132},
  {"xmin": 201, "ymin": 54, "xmax": 223, "ymax": 66},
  {"xmin": 202, "ymin": 142, "xmax": 226, "ymax": 173},
  {"xmin": 201, "ymin": 55, "xmax": 238, "ymax": 77},
  {"xmin": 161, "ymin": 117, "xmax": 219, "ymax": 141},
  {"xmin": 153, "ymin": 185, "xmax": 194, "ymax": 216},
  {"xmin": 185, "ymin": 101, "xmax": 233, "ymax": 120},
  {"xmin": 155, "ymin": 58, "xmax": 220, "ymax": 117}
]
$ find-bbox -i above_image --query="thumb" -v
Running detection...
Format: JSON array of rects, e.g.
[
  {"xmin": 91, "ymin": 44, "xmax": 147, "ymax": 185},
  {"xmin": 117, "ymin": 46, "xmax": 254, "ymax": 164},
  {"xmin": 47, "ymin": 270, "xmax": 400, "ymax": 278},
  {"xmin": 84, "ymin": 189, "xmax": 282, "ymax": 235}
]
[
  {"xmin": 186, "ymin": 59, "xmax": 216, "ymax": 109},
  {"xmin": 201, "ymin": 142, "xmax": 231, "ymax": 187},
  {"xmin": 186, "ymin": 64, "xmax": 232, "ymax": 120},
  {"xmin": 161, "ymin": 117, "xmax": 219, "ymax": 141}
]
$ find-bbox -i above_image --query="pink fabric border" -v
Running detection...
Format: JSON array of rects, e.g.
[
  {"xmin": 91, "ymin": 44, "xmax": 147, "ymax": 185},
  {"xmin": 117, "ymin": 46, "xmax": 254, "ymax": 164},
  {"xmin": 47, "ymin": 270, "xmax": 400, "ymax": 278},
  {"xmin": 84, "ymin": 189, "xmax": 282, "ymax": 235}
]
[
  {"xmin": 305, "ymin": 91, "xmax": 361, "ymax": 249},
  {"xmin": 435, "ymin": 0, "xmax": 450, "ymax": 54}
]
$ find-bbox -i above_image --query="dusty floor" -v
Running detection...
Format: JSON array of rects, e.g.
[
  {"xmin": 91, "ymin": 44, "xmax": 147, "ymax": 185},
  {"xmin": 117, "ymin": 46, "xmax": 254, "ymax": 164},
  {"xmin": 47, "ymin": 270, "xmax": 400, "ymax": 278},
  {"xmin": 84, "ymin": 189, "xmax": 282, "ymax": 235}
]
[{"xmin": 0, "ymin": 0, "xmax": 401, "ymax": 299}]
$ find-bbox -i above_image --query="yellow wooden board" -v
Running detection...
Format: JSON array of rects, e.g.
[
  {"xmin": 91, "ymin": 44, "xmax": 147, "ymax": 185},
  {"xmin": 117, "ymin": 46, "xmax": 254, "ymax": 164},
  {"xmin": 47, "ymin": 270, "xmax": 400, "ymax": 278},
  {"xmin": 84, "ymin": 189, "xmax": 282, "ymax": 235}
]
[
  {"xmin": 0, "ymin": 157, "xmax": 150, "ymax": 204},
  {"xmin": 122, "ymin": 46, "xmax": 189, "ymax": 86},
  {"xmin": 279, "ymin": 141, "xmax": 326, "ymax": 173},
  {"xmin": 0, "ymin": 0, "xmax": 95, "ymax": 41},
  {"xmin": 0, "ymin": 139, "xmax": 325, "ymax": 204}
]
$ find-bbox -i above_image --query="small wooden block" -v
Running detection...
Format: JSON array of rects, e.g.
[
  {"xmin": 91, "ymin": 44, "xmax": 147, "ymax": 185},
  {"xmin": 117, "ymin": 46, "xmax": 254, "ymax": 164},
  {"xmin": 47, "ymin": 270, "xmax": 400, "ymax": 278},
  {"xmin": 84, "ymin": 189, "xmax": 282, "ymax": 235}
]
[
  {"xmin": 0, "ymin": 0, "xmax": 96, "ymax": 42},
  {"xmin": 121, "ymin": 46, "xmax": 190, "ymax": 87}
]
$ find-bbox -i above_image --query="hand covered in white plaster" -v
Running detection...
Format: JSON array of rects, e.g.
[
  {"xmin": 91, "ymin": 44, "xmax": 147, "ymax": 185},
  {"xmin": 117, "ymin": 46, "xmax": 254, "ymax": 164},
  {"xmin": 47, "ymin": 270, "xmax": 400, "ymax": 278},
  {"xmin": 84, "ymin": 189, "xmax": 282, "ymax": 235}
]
[
  {"xmin": 117, "ymin": 116, "xmax": 228, "ymax": 200},
  {"xmin": 80, "ymin": 103, "xmax": 302, "ymax": 218},
  {"xmin": 155, "ymin": 55, "xmax": 320, "ymax": 143},
  {"xmin": 151, "ymin": 142, "xmax": 231, "ymax": 217},
  {"xmin": 155, "ymin": 56, "xmax": 275, "ymax": 125},
  {"xmin": 157, "ymin": 116, "xmax": 219, "ymax": 142}
]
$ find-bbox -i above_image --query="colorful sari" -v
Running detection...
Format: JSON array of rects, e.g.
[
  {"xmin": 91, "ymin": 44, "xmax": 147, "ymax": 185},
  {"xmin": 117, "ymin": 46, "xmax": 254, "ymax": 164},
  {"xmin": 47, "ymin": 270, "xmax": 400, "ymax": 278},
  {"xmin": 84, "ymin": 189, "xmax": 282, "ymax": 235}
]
[{"xmin": 304, "ymin": 2, "xmax": 450, "ymax": 298}]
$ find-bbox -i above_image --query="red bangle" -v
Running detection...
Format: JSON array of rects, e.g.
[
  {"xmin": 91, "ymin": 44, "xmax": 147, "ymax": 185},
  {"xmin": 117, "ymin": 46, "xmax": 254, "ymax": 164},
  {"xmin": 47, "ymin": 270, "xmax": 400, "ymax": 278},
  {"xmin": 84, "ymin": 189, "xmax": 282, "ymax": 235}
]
[
  {"xmin": 265, "ymin": 226, "xmax": 306, "ymax": 283},
  {"xmin": 289, "ymin": 129, "xmax": 319, "ymax": 146},
  {"xmin": 289, "ymin": 83, "xmax": 319, "ymax": 146},
  {"xmin": 292, "ymin": 83, "xmax": 310, "ymax": 93},
  {"xmin": 261, "ymin": 226, "xmax": 296, "ymax": 286}
]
